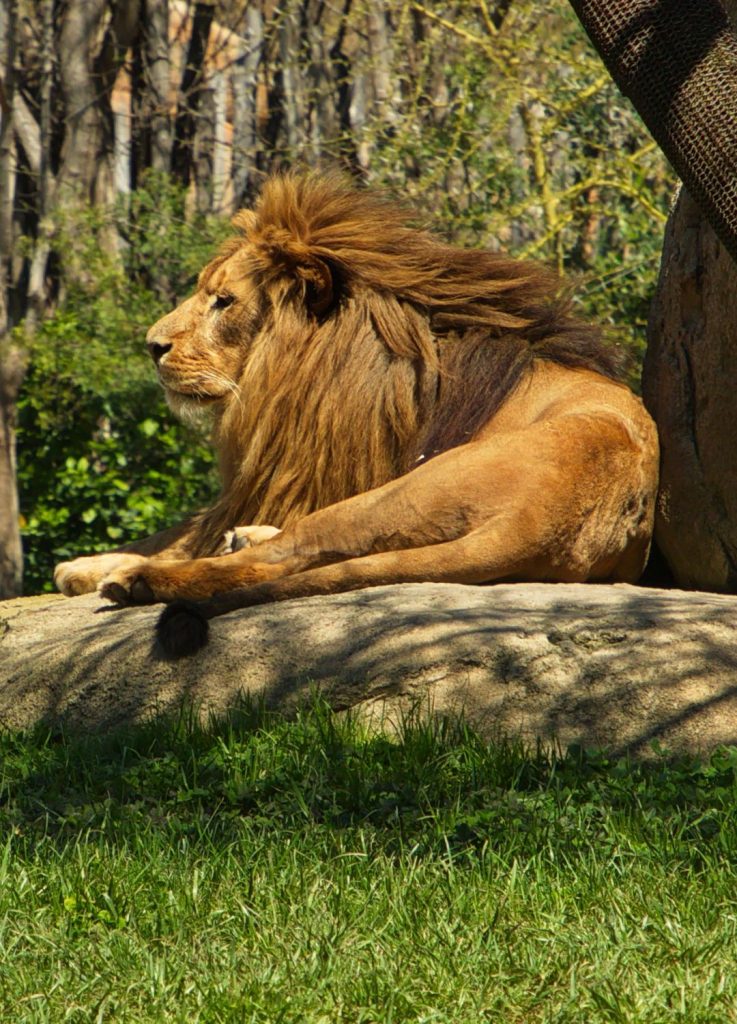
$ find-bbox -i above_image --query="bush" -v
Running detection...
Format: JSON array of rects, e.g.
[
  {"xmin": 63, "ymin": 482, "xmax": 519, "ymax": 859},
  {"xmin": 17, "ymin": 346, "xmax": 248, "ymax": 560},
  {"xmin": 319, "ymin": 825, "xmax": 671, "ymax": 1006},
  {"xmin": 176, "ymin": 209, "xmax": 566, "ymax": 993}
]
[{"xmin": 17, "ymin": 175, "xmax": 230, "ymax": 593}]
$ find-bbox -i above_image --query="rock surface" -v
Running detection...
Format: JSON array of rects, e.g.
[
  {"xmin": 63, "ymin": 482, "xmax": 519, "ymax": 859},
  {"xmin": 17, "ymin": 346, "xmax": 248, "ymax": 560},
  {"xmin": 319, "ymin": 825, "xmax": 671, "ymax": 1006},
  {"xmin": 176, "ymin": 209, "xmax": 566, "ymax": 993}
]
[
  {"xmin": 643, "ymin": 188, "xmax": 737, "ymax": 590},
  {"xmin": 3, "ymin": 582, "xmax": 737, "ymax": 756}
]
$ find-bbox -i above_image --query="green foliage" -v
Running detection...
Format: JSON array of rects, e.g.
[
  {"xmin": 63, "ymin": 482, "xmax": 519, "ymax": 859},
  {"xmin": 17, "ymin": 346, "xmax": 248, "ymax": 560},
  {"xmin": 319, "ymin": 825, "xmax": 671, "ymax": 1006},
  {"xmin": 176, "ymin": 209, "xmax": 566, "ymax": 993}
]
[
  {"xmin": 18, "ymin": 383, "xmax": 216, "ymax": 589},
  {"xmin": 3, "ymin": 700, "xmax": 737, "ymax": 1021},
  {"xmin": 362, "ymin": 1, "xmax": 674, "ymax": 380},
  {"xmin": 17, "ymin": 174, "xmax": 230, "ymax": 593}
]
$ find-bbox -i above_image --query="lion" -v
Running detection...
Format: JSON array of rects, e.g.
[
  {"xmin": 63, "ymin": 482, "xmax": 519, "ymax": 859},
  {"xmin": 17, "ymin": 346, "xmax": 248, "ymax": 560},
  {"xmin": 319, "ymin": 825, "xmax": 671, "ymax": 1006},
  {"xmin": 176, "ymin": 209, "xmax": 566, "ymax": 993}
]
[{"xmin": 54, "ymin": 172, "xmax": 659, "ymax": 656}]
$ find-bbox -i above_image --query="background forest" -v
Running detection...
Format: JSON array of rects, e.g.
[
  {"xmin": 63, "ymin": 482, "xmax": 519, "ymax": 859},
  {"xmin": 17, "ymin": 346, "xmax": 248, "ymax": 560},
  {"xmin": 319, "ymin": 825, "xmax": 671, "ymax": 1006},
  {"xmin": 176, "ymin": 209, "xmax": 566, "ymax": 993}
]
[{"xmin": 0, "ymin": 0, "xmax": 676, "ymax": 596}]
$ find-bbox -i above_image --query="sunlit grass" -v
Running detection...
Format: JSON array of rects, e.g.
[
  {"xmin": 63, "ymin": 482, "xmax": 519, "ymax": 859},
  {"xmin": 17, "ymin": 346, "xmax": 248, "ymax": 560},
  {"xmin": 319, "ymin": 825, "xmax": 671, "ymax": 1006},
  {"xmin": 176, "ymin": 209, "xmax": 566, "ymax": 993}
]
[{"xmin": 2, "ymin": 699, "xmax": 737, "ymax": 1022}]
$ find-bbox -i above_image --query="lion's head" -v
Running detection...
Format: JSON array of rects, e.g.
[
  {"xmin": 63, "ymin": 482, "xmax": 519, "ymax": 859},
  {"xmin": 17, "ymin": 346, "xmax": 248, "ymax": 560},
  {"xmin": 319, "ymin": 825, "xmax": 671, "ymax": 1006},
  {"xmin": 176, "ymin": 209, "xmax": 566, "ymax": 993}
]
[
  {"xmin": 146, "ymin": 260, "xmax": 264, "ymax": 421},
  {"xmin": 146, "ymin": 172, "xmax": 619, "ymax": 555}
]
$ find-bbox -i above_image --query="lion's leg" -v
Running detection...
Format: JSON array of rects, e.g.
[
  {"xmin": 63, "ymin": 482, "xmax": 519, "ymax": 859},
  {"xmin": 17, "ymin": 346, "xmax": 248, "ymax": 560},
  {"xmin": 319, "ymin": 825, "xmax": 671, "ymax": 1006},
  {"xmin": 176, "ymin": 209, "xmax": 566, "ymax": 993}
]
[
  {"xmin": 53, "ymin": 519, "xmax": 207, "ymax": 596},
  {"xmin": 207, "ymin": 527, "xmax": 548, "ymax": 608},
  {"xmin": 143, "ymin": 438, "xmax": 528, "ymax": 596},
  {"xmin": 54, "ymin": 517, "xmax": 282, "ymax": 595},
  {"xmin": 98, "ymin": 440, "xmax": 516, "ymax": 603},
  {"xmin": 100, "ymin": 412, "xmax": 655, "ymax": 606},
  {"xmin": 153, "ymin": 527, "xmax": 563, "ymax": 656},
  {"xmin": 56, "ymin": 525, "xmax": 282, "ymax": 595}
]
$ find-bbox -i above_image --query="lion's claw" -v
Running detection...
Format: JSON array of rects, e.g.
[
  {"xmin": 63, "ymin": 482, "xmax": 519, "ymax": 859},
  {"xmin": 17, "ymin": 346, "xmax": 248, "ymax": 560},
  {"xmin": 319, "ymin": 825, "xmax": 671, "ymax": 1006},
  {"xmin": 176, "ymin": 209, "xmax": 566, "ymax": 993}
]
[
  {"xmin": 100, "ymin": 574, "xmax": 157, "ymax": 605},
  {"xmin": 99, "ymin": 580, "xmax": 132, "ymax": 605}
]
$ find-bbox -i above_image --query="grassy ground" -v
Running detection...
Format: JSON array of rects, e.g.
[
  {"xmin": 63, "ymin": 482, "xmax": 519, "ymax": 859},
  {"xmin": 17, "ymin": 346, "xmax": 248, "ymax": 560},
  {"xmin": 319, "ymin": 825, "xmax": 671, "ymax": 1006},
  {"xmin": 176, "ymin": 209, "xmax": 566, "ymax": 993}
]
[{"xmin": 2, "ymin": 700, "xmax": 737, "ymax": 1023}]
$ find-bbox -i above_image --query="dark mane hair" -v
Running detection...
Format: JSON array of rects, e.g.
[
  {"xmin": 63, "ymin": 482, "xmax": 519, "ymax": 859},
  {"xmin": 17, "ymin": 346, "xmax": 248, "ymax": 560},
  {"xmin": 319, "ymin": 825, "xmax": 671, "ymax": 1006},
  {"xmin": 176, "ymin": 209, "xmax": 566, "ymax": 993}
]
[{"xmin": 190, "ymin": 172, "xmax": 622, "ymax": 553}]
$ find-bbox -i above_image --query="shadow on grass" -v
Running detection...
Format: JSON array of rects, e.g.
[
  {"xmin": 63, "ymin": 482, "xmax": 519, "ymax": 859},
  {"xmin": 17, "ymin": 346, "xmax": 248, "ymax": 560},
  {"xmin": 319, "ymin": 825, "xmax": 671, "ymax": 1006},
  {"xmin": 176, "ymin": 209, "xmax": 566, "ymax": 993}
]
[{"xmin": 4, "ymin": 694, "xmax": 737, "ymax": 868}]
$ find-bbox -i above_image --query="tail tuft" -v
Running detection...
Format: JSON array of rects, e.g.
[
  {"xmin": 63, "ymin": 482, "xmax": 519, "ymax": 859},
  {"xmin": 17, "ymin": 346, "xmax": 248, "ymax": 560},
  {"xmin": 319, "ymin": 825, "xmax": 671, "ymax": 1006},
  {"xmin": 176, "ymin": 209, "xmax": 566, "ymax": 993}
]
[{"xmin": 156, "ymin": 600, "xmax": 209, "ymax": 657}]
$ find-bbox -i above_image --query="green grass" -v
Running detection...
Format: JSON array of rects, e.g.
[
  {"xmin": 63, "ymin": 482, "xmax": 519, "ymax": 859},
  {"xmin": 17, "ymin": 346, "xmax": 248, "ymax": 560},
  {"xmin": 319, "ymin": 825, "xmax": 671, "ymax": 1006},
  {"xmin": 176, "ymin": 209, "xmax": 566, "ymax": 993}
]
[{"xmin": 3, "ymin": 699, "xmax": 737, "ymax": 1023}]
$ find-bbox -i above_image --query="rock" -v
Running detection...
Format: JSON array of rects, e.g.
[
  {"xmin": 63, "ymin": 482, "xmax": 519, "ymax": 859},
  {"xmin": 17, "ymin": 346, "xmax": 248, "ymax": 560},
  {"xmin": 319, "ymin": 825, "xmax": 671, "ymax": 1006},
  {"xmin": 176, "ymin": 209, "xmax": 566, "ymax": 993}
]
[
  {"xmin": 643, "ymin": 188, "xmax": 737, "ymax": 590},
  {"xmin": 3, "ymin": 582, "xmax": 737, "ymax": 757}
]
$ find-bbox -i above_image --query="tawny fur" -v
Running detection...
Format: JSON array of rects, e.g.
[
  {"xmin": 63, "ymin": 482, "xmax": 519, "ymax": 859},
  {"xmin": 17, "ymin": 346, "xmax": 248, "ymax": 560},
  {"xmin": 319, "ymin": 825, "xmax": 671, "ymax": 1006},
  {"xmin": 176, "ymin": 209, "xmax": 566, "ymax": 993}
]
[{"xmin": 54, "ymin": 172, "xmax": 659, "ymax": 652}]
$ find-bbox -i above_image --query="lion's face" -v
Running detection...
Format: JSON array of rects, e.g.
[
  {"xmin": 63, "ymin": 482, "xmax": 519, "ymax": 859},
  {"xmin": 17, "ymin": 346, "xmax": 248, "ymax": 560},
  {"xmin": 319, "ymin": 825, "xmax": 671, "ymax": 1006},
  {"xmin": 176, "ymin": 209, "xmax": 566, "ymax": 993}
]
[{"xmin": 146, "ymin": 251, "xmax": 264, "ymax": 419}]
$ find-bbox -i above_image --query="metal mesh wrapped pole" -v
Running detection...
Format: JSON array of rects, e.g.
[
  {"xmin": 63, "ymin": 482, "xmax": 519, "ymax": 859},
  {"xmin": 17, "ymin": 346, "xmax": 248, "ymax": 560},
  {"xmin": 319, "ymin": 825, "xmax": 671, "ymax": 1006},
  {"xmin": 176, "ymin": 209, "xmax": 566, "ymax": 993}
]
[{"xmin": 569, "ymin": 0, "xmax": 737, "ymax": 263}]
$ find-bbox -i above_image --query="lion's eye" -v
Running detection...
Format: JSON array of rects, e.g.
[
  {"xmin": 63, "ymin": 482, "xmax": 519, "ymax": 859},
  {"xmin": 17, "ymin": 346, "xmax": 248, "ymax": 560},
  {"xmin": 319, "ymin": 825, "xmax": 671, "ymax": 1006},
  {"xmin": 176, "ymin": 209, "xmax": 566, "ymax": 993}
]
[{"xmin": 212, "ymin": 293, "xmax": 235, "ymax": 311}]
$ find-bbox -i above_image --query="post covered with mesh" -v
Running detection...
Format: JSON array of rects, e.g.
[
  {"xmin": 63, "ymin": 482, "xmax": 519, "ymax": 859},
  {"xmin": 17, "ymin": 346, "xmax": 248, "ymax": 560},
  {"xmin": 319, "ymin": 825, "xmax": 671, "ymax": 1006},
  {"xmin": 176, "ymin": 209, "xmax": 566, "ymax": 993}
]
[{"xmin": 570, "ymin": 0, "xmax": 737, "ymax": 263}]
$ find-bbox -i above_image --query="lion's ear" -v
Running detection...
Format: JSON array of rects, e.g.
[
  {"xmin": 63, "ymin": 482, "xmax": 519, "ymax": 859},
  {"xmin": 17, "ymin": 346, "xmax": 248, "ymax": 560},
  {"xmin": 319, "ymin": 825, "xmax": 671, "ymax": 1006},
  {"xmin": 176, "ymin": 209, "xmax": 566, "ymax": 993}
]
[
  {"xmin": 250, "ymin": 225, "xmax": 337, "ymax": 317},
  {"xmin": 295, "ymin": 256, "xmax": 334, "ymax": 317}
]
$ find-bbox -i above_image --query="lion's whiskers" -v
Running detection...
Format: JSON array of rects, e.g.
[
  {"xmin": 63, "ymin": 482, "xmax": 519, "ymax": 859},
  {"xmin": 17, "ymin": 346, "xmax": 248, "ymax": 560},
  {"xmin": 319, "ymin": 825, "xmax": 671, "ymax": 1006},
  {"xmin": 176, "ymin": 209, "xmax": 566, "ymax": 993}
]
[{"xmin": 200, "ymin": 370, "xmax": 242, "ymax": 406}]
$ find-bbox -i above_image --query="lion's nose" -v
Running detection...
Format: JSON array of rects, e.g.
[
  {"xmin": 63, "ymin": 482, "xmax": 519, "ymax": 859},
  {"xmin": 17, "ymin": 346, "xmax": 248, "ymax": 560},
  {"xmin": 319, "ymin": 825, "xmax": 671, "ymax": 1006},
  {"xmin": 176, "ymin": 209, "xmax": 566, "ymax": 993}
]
[{"xmin": 147, "ymin": 338, "xmax": 173, "ymax": 365}]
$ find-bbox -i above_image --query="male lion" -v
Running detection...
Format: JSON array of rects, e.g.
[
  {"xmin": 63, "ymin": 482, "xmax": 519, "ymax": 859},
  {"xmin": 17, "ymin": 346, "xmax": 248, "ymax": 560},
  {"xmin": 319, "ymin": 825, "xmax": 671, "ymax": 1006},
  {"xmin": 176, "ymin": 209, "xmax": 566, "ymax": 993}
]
[{"xmin": 54, "ymin": 173, "xmax": 659, "ymax": 656}]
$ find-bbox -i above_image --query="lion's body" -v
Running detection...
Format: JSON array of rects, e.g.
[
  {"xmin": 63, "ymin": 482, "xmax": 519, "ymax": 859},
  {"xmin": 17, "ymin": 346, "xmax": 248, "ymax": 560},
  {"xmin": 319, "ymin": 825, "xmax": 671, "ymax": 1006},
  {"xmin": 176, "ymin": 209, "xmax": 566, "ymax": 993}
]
[{"xmin": 54, "ymin": 173, "xmax": 658, "ymax": 654}]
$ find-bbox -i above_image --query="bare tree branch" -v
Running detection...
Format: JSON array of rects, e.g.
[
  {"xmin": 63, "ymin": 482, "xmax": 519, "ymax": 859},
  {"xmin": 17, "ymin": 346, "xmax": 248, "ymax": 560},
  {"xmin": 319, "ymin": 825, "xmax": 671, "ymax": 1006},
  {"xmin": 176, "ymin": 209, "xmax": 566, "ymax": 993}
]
[
  {"xmin": 172, "ymin": 0, "xmax": 216, "ymax": 186},
  {"xmin": 144, "ymin": 0, "xmax": 172, "ymax": 172},
  {"xmin": 231, "ymin": 2, "xmax": 264, "ymax": 204},
  {"xmin": 0, "ymin": 0, "xmax": 26, "ymax": 597}
]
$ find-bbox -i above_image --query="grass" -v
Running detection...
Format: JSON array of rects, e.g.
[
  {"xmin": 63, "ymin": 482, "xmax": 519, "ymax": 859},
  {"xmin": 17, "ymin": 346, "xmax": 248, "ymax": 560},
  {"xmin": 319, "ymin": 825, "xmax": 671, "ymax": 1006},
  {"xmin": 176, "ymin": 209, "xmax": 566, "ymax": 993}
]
[{"xmin": 2, "ymin": 699, "xmax": 737, "ymax": 1023}]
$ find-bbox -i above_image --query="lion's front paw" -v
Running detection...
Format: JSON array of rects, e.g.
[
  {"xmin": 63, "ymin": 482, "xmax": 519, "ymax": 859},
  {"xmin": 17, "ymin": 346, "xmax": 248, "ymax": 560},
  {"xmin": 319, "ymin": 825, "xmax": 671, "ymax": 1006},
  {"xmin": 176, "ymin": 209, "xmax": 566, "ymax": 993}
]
[
  {"xmin": 54, "ymin": 560, "xmax": 99, "ymax": 597},
  {"xmin": 99, "ymin": 559, "xmax": 200, "ymax": 605},
  {"xmin": 99, "ymin": 569, "xmax": 158, "ymax": 606},
  {"xmin": 100, "ymin": 553, "xmax": 285, "ymax": 605},
  {"xmin": 54, "ymin": 553, "xmax": 150, "ymax": 597},
  {"xmin": 221, "ymin": 524, "xmax": 282, "ymax": 554}
]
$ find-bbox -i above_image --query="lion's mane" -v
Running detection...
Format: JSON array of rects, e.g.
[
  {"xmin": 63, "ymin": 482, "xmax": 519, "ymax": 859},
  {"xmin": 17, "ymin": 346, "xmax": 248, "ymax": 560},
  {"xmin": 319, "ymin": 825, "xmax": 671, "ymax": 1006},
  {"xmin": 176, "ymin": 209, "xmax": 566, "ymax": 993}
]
[{"xmin": 190, "ymin": 173, "xmax": 619, "ymax": 556}]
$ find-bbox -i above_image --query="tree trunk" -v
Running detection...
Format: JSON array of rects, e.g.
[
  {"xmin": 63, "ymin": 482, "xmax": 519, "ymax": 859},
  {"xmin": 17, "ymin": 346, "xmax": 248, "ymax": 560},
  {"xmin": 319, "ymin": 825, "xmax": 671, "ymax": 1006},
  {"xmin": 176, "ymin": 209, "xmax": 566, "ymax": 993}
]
[
  {"xmin": 279, "ymin": 0, "xmax": 304, "ymax": 157},
  {"xmin": 641, "ymin": 1, "xmax": 737, "ymax": 591},
  {"xmin": 212, "ymin": 69, "xmax": 228, "ymax": 212},
  {"xmin": 367, "ymin": 2, "xmax": 397, "ymax": 129},
  {"xmin": 11, "ymin": 93, "xmax": 40, "ymax": 175},
  {"xmin": 302, "ymin": 0, "xmax": 338, "ymax": 162},
  {"xmin": 231, "ymin": 3, "xmax": 264, "ymax": 206},
  {"xmin": 0, "ymin": 343, "xmax": 26, "ymax": 598},
  {"xmin": 144, "ymin": 0, "xmax": 172, "ymax": 173},
  {"xmin": 25, "ymin": 0, "xmax": 54, "ymax": 332},
  {"xmin": 0, "ymin": 0, "xmax": 26, "ymax": 598},
  {"xmin": 194, "ymin": 81, "xmax": 216, "ymax": 213},
  {"xmin": 171, "ymin": 1, "xmax": 215, "ymax": 187},
  {"xmin": 642, "ymin": 190, "xmax": 737, "ymax": 589},
  {"xmin": 348, "ymin": 69, "xmax": 370, "ymax": 172},
  {"xmin": 57, "ymin": 0, "xmax": 110, "ymax": 202},
  {"xmin": 0, "ymin": 1, "xmax": 16, "ymax": 278}
]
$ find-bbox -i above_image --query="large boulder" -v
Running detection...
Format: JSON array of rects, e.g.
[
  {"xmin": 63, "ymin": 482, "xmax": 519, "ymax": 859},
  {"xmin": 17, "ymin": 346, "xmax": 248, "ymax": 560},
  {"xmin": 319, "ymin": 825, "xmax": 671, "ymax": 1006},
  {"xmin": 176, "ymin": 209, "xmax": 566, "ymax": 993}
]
[
  {"xmin": 3, "ymin": 582, "xmax": 737, "ymax": 757},
  {"xmin": 643, "ymin": 189, "xmax": 737, "ymax": 590}
]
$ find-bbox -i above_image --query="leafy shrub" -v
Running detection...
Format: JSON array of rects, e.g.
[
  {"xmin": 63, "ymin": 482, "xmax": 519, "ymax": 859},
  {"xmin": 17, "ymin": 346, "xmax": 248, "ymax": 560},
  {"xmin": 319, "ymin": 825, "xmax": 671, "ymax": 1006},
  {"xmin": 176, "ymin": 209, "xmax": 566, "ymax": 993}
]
[{"xmin": 17, "ymin": 175, "xmax": 229, "ymax": 593}]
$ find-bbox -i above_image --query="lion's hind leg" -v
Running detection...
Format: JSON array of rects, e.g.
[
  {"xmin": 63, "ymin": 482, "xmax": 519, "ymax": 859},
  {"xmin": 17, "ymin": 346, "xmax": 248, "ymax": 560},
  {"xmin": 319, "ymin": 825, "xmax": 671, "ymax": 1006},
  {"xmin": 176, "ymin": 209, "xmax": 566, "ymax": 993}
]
[{"xmin": 155, "ymin": 527, "xmax": 544, "ymax": 657}]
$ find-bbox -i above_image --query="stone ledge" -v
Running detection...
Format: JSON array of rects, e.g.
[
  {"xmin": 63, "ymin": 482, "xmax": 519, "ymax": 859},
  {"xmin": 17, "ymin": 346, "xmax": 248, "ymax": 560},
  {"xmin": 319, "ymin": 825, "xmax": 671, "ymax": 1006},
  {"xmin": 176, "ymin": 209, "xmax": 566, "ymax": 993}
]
[{"xmin": 2, "ymin": 582, "xmax": 737, "ymax": 756}]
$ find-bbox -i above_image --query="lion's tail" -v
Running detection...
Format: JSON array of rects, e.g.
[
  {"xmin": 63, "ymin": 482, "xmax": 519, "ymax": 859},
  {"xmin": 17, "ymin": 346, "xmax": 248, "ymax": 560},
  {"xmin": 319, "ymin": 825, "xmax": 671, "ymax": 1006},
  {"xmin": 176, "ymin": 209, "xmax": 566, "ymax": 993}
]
[
  {"xmin": 157, "ymin": 600, "xmax": 212, "ymax": 657},
  {"xmin": 156, "ymin": 592, "xmax": 258, "ymax": 657}
]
